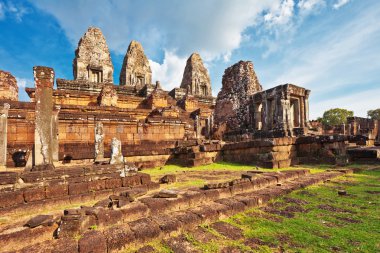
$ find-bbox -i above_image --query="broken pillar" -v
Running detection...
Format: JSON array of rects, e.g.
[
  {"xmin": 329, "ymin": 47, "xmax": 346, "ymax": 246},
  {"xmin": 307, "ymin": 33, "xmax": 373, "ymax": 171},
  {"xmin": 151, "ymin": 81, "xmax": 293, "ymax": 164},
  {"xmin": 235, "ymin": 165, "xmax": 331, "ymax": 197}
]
[
  {"xmin": 0, "ymin": 103, "xmax": 10, "ymax": 169},
  {"xmin": 94, "ymin": 122, "xmax": 105, "ymax": 162},
  {"xmin": 52, "ymin": 105, "xmax": 60, "ymax": 162},
  {"xmin": 110, "ymin": 137, "xmax": 124, "ymax": 165},
  {"xmin": 33, "ymin": 66, "xmax": 55, "ymax": 170}
]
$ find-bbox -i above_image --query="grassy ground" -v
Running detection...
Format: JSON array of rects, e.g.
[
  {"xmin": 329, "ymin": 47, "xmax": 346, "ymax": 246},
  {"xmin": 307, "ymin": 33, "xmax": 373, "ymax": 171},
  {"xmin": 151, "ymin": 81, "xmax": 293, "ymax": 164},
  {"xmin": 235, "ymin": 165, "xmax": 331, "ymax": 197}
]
[
  {"xmin": 144, "ymin": 162, "xmax": 332, "ymax": 190},
  {"xmin": 145, "ymin": 169, "xmax": 380, "ymax": 253}
]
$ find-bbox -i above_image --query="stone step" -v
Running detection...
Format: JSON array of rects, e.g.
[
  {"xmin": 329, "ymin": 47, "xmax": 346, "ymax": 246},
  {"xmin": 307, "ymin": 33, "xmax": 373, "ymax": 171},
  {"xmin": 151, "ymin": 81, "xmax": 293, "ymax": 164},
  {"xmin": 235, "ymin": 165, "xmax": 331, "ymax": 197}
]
[{"xmin": 2, "ymin": 169, "xmax": 350, "ymax": 253}]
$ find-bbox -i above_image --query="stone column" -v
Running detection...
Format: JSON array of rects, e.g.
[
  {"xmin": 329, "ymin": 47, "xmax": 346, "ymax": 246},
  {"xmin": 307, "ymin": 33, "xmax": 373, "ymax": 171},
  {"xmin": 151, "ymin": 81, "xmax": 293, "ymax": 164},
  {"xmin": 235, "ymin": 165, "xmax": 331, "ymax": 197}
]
[
  {"xmin": 33, "ymin": 66, "xmax": 55, "ymax": 169},
  {"xmin": 0, "ymin": 103, "xmax": 10, "ymax": 168},
  {"xmin": 254, "ymin": 103, "xmax": 262, "ymax": 130},
  {"xmin": 52, "ymin": 105, "xmax": 60, "ymax": 162},
  {"xmin": 305, "ymin": 91, "xmax": 310, "ymax": 124}
]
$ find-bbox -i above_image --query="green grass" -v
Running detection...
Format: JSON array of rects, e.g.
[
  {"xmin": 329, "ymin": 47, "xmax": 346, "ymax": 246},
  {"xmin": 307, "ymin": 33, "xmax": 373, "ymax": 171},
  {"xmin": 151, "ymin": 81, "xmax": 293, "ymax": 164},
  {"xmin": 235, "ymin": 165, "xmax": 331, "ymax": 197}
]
[
  {"xmin": 144, "ymin": 161, "xmax": 328, "ymax": 177},
  {"xmin": 185, "ymin": 170, "xmax": 380, "ymax": 253}
]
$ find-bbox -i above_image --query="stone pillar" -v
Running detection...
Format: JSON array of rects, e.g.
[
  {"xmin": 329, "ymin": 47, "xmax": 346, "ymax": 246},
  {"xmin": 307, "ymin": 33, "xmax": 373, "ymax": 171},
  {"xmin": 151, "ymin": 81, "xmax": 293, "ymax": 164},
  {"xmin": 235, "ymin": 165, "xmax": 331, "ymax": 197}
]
[
  {"xmin": 0, "ymin": 103, "xmax": 10, "ymax": 168},
  {"xmin": 52, "ymin": 105, "xmax": 60, "ymax": 162},
  {"xmin": 300, "ymin": 98, "xmax": 305, "ymax": 127},
  {"xmin": 305, "ymin": 91, "xmax": 310, "ymax": 124},
  {"xmin": 95, "ymin": 122, "xmax": 105, "ymax": 161},
  {"xmin": 254, "ymin": 104, "xmax": 262, "ymax": 130},
  {"xmin": 33, "ymin": 66, "xmax": 55, "ymax": 169}
]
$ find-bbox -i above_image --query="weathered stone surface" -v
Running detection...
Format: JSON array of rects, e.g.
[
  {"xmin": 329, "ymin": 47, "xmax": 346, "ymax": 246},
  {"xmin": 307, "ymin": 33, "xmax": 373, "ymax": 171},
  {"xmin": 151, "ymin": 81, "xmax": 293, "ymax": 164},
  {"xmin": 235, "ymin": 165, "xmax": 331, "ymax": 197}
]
[
  {"xmin": 33, "ymin": 66, "xmax": 55, "ymax": 168},
  {"xmin": 119, "ymin": 40, "xmax": 152, "ymax": 89},
  {"xmin": 180, "ymin": 53, "xmax": 212, "ymax": 97},
  {"xmin": 25, "ymin": 214, "xmax": 54, "ymax": 228},
  {"xmin": 159, "ymin": 174, "xmax": 177, "ymax": 184},
  {"xmin": 214, "ymin": 61, "xmax": 262, "ymax": 134},
  {"xmin": 0, "ymin": 70, "xmax": 18, "ymax": 101},
  {"xmin": 98, "ymin": 84, "xmax": 118, "ymax": 106},
  {"xmin": 73, "ymin": 27, "xmax": 113, "ymax": 83},
  {"xmin": 110, "ymin": 138, "xmax": 124, "ymax": 165},
  {"xmin": 154, "ymin": 189, "xmax": 179, "ymax": 198},
  {"xmin": 0, "ymin": 103, "xmax": 10, "ymax": 168},
  {"xmin": 78, "ymin": 230, "xmax": 107, "ymax": 253}
]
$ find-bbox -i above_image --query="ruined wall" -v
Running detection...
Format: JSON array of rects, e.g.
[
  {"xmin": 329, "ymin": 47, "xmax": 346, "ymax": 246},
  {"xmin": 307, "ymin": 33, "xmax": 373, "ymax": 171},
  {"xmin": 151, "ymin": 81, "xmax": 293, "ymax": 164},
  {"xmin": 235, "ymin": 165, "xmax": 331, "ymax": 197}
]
[
  {"xmin": 222, "ymin": 135, "xmax": 348, "ymax": 168},
  {"xmin": 0, "ymin": 70, "xmax": 18, "ymax": 101},
  {"xmin": 119, "ymin": 41, "xmax": 152, "ymax": 89},
  {"xmin": 73, "ymin": 27, "xmax": 114, "ymax": 83},
  {"xmin": 214, "ymin": 61, "xmax": 262, "ymax": 134},
  {"xmin": 180, "ymin": 53, "xmax": 212, "ymax": 97}
]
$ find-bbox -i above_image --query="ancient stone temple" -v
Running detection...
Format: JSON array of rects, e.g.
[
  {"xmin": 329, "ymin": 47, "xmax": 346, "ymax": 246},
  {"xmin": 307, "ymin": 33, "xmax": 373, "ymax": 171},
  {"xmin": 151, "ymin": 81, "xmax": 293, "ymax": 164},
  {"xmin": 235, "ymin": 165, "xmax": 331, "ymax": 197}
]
[
  {"xmin": 250, "ymin": 84, "xmax": 310, "ymax": 137},
  {"xmin": 119, "ymin": 40, "xmax": 152, "ymax": 90},
  {"xmin": 0, "ymin": 70, "xmax": 18, "ymax": 101},
  {"xmin": 180, "ymin": 53, "xmax": 212, "ymax": 97},
  {"xmin": 73, "ymin": 27, "xmax": 114, "ymax": 83},
  {"xmin": 214, "ymin": 61, "xmax": 262, "ymax": 133}
]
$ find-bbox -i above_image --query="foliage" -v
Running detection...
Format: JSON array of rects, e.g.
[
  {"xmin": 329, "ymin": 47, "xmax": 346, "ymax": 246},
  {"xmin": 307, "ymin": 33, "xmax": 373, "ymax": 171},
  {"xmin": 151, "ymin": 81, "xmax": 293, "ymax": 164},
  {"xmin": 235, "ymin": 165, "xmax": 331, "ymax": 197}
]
[
  {"xmin": 367, "ymin": 108, "xmax": 380, "ymax": 120},
  {"xmin": 321, "ymin": 108, "xmax": 353, "ymax": 126}
]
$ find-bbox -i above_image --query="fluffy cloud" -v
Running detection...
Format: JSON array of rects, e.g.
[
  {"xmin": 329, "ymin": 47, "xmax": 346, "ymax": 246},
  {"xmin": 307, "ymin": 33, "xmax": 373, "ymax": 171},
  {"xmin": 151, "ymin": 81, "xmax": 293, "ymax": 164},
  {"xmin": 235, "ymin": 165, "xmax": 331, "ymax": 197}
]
[
  {"xmin": 269, "ymin": 3, "xmax": 380, "ymax": 118},
  {"xmin": 298, "ymin": 0, "xmax": 326, "ymax": 14},
  {"xmin": 333, "ymin": 0, "xmax": 350, "ymax": 10},
  {"xmin": 264, "ymin": 0, "xmax": 295, "ymax": 26},
  {"xmin": 31, "ymin": 0, "xmax": 280, "ymax": 61},
  {"xmin": 0, "ymin": 1, "xmax": 28, "ymax": 22},
  {"xmin": 149, "ymin": 51, "xmax": 187, "ymax": 91},
  {"xmin": 0, "ymin": 2, "xmax": 4, "ymax": 20}
]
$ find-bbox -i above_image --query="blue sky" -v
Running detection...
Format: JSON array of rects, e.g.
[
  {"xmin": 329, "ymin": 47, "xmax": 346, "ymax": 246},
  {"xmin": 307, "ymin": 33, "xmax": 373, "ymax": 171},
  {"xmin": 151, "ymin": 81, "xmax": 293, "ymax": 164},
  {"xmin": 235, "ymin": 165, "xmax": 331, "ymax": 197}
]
[{"xmin": 0, "ymin": 0, "xmax": 379, "ymax": 119}]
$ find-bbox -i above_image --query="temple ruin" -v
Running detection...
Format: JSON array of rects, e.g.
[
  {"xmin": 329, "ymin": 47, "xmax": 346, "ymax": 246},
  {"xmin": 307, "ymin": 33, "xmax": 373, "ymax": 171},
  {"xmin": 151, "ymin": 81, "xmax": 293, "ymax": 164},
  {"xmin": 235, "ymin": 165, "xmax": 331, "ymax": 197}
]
[
  {"xmin": 0, "ymin": 25, "xmax": 378, "ymax": 252},
  {"xmin": 73, "ymin": 27, "xmax": 114, "ymax": 83},
  {"xmin": 180, "ymin": 53, "xmax": 212, "ymax": 97},
  {"xmin": 119, "ymin": 40, "xmax": 152, "ymax": 90}
]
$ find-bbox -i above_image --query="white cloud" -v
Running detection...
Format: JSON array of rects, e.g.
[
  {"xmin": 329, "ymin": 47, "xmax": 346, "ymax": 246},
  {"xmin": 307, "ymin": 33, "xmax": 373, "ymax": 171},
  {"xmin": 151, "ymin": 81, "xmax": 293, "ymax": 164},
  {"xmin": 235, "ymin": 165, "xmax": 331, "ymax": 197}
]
[
  {"xmin": 30, "ymin": 0, "xmax": 282, "ymax": 60},
  {"xmin": 298, "ymin": 0, "xmax": 326, "ymax": 15},
  {"xmin": 149, "ymin": 51, "xmax": 187, "ymax": 91},
  {"xmin": 0, "ymin": 1, "xmax": 28, "ymax": 22},
  {"xmin": 0, "ymin": 2, "xmax": 5, "ymax": 20},
  {"xmin": 264, "ymin": 0, "xmax": 295, "ymax": 26},
  {"xmin": 267, "ymin": 3, "xmax": 380, "ymax": 118},
  {"xmin": 333, "ymin": 0, "xmax": 350, "ymax": 10},
  {"xmin": 16, "ymin": 77, "xmax": 31, "ymax": 88}
]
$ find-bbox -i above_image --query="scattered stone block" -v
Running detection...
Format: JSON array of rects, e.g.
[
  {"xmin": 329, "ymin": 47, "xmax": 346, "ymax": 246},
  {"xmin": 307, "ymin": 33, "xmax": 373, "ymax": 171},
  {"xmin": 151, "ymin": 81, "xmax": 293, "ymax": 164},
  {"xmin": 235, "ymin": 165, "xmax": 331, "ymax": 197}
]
[
  {"xmin": 155, "ymin": 189, "xmax": 179, "ymax": 198},
  {"xmin": 159, "ymin": 174, "xmax": 177, "ymax": 184},
  {"xmin": 25, "ymin": 214, "xmax": 54, "ymax": 228},
  {"xmin": 78, "ymin": 230, "xmax": 107, "ymax": 253},
  {"xmin": 104, "ymin": 224, "xmax": 135, "ymax": 252},
  {"xmin": 338, "ymin": 190, "xmax": 347, "ymax": 196},
  {"xmin": 128, "ymin": 218, "xmax": 161, "ymax": 242}
]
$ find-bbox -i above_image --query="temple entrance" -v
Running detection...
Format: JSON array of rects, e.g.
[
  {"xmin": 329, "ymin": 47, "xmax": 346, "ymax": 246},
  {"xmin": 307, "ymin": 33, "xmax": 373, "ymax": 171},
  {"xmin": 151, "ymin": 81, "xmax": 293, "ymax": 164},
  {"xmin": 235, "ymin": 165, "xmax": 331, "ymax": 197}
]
[{"xmin": 290, "ymin": 98, "xmax": 300, "ymax": 128}]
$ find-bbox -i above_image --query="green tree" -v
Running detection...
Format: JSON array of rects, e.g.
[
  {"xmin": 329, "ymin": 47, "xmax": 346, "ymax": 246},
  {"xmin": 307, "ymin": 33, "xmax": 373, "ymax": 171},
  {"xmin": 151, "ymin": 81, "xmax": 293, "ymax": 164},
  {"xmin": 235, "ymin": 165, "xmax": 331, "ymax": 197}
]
[
  {"xmin": 367, "ymin": 109, "xmax": 380, "ymax": 120},
  {"xmin": 321, "ymin": 108, "xmax": 354, "ymax": 126}
]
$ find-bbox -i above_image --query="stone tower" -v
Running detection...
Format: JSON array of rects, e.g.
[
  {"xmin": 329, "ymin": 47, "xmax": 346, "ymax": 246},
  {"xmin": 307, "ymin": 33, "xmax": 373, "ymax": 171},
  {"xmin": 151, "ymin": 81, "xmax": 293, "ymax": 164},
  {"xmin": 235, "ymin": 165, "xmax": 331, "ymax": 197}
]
[
  {"xmin": 73, "ymin": 27, "xmax": 114, "ymax": 83},
  {"xmin": 119, "ymin": 40, "xmax": 152, "ymax": 89},
  {"xmin": 214, "ymin": 61, "xmax": 262, "ymax": 132},
  {"xmin": 0, "ymin": 70, "xmax": 18, "ymax": 101},
  {"xmin": 180, "ymin": 53, "xmax": 212, "ymax": 97}
]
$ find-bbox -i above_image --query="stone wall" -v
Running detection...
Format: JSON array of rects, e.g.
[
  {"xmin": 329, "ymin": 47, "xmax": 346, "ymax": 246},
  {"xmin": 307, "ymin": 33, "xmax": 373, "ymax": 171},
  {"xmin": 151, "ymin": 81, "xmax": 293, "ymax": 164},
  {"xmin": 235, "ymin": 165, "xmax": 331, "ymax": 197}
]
[
  {"xmin": 222, "ymin": 135, "xmax": 348, "ymax": 168},
  {"xmin": 0, "ymin": 70, "xmax": 18, "ymax": 101}
]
